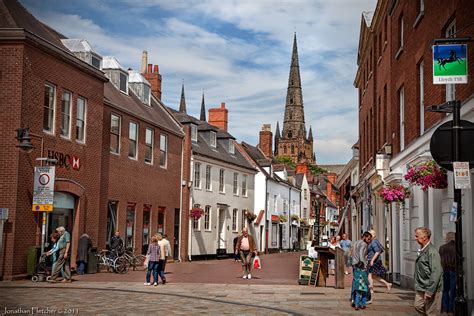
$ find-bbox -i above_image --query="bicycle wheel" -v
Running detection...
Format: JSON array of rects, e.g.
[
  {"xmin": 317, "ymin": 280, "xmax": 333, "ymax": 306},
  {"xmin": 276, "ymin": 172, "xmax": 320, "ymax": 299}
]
[
  {"xmin": 114, "ymin": 257, "xmax": 129, "ymax": 274},
  {"xmin": 133, "ymin": 255, "xmax": 146, "ymax": 271}
]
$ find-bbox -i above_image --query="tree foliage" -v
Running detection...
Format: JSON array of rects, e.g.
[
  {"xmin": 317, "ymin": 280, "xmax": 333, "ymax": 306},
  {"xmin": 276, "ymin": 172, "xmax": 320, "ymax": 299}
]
[
  {"xmin": 309, "ymin": 164, "xmax": 327, "ymax": 176},
  {"xmin": 275, "ymin": 156, "xmax": 296, "ymax": 168}
]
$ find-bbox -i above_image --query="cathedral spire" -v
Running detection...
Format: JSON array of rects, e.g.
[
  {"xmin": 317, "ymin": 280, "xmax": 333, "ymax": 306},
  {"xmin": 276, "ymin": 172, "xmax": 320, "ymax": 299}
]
[
  {"xmin": 274, "ymin": 121, "xmax": 280, "ymax": 155},
  {"xmin": 282, "ymin": 33, "xmax": 306, "ymax": 139},
  {"xmin": 308, "ymin": 125, "xmax": 313, "ymax": 141},
  {"xmin": 200, "ymin": 93, "xmax": 206, "ymax": 121},
  {"xmin": 179, "ymin": 83, "xmax": 186, "ymax": 113}
]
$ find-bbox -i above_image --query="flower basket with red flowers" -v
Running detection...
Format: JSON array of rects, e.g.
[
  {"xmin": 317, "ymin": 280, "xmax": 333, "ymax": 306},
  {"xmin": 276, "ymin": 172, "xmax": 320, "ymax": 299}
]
[
  {"xmin": 404, "ymin": 160, "xmax": 448, "ymax": 191},
  {"xmin": 379, "ymin": 184, "xmax": 411, "ymax": 205},
  {"xmin": 190, "ymin": 207, "xmax": 204, "ymax": 220},
  {"xmin": 244, "ymin": 210, "xmax": 257, "ymax": 221}
]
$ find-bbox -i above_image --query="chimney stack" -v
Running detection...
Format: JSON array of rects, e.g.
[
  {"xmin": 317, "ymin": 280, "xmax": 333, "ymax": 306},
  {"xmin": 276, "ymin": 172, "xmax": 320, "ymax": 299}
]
[
  {"xmin": 208, "ymin": 102, "xmax": 229, "ymax": 131},
  {"xmin": 141, "ymin": 50, "xmax": 148, "ymax": 73},
  {"xmin": 141, "ymin": 58, "xmax": 162, "ymax": 100},
  {"xmin": 258, "ymin": 124, "xmax": 273, "ymax": 158}
]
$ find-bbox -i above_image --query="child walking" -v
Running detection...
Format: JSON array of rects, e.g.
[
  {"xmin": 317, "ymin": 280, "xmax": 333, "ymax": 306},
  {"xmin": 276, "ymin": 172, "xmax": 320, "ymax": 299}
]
[
  {"xmin": 353, "ymin": 265, "xmax": 370, "ymax": 310},
  {"xmin": 144, "ymin": 235, "xmax": 161, "ymax": 286}
]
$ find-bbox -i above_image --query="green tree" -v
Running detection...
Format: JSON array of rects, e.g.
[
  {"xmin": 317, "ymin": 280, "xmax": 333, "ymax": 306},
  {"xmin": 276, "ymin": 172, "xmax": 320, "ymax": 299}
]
[
  {"xmin": 275, "ymin": 156, "xmax": 296, "ymax": 168},
  {"xmin": 309, "ymin": 164, "xmax": 327, "ymax": 176}
]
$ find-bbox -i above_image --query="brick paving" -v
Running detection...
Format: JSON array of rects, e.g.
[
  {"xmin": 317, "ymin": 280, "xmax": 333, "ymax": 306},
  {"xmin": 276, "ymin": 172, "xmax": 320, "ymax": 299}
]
[{"xmin": 0, "ymin": 252, "xmax": 417, "ymax": 315}]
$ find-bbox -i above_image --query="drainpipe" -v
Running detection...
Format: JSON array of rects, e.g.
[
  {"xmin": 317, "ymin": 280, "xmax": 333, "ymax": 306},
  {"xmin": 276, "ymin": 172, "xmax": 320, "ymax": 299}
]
[
  {"xmin": 288, "ymin": 186, "xmax": 291, "ymax": 250},
  {"xmin": 264, "ymin": 177, "xmax": 268, "ymax": 254}
]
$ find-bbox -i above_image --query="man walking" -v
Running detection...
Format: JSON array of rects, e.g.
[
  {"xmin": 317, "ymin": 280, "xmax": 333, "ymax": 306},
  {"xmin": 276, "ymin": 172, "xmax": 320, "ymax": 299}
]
[
  {"xmin": 235, "ymin": 228, "xmax": 257, "ymax": 279},
  {"xmin": 340, "ymin": 233, "xmax": 352, "ymax": 275},
  {"xmin": 414, "ymin": 227, "xmax": 443, "ymax": 315},
  {"xmin": 48, "ymin": 226, "xmax": 72, "ymax": 283},
  {"xmin": 160, "ymin": 234, "xmax": 172, "ymax": 272}
]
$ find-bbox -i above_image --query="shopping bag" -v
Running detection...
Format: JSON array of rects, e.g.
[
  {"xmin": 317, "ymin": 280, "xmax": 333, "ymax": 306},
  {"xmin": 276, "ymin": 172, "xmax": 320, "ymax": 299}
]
[
  {"xmin": 144, "ymin": 255, "xmax": 150, "ymax": 268},
  {"xmin": 253, "ymin": 255, "xmax": 262, "ymax": 269}
]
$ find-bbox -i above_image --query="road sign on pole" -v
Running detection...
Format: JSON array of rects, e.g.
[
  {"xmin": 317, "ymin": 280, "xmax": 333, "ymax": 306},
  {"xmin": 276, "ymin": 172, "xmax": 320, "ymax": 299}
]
[{"xmin": 32, "ymin": 166, "xmax": 55, "ymax": 212}]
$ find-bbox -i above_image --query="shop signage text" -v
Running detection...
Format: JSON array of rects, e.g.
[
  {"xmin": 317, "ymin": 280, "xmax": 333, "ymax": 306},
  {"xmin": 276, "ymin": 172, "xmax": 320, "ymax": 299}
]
[{"xmin": 47, "ymin": 150, "xmax": 81, "ymax": 171}]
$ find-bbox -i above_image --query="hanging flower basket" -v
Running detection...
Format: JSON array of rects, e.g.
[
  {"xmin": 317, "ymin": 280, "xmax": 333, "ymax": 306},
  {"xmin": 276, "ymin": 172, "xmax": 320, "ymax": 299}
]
[
  {"xmin": 299, "ymin": 218, "xmax": 308, "ymax": 226},
  {"xmin": 404, "ymin": 160, "xmax": 448, "ymax": 191},
  {"xmin": 244, "ymin": 210, "xmax": 257, "ymax": 221},
  {"xmin": 378, "ymin": 184, "xmax": 411, "ymax": 205},
  {"xmin": 290, "ymin": 214, "xmax": 300, "ymax": 222},
  {"xmin": 190, "ymin": 207, "xmax": 204, "ymax": 220},
  {"xmin": 279, "ymin": 215, "xmax": 288, "ymax": 223},
  {"xmin": 329, "ymin": 221, "xmax": 339, "ymax": 227}
]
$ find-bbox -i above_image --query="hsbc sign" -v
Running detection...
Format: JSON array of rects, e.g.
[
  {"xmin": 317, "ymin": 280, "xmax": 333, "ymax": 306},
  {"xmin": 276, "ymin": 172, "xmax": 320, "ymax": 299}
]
[{"xmin": 47, "ymin": 150, "xmax": 81, "ymax": 171}]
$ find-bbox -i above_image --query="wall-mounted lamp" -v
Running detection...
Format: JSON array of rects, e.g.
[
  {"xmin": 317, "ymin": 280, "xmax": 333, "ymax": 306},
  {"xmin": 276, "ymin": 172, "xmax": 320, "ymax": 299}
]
[
  {"xmin": 384, "ymin": 143, "xmax": 392, "ymax": 156},
  {"xmin": 16, "ymin": 128, "xmax": 35, "ymax": 153}
]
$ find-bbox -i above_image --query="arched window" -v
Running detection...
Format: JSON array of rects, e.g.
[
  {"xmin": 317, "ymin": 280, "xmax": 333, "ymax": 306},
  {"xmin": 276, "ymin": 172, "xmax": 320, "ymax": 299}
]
[
  {"xmin": 288, "ymin": 130, "xmax": 293, "ymax": 138},
  {"xmin": 291, "ymin": 144, "xmax": 295, "ymax": 154},
  {"xmin": 284, "ymin": 146, "xmax": 287, "ymax": 154}
]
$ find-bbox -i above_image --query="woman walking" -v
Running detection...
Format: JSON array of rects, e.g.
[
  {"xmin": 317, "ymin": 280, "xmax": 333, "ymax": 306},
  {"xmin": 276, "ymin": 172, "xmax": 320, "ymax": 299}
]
[
  {"xmin": 144, "ymin": 235, "xmax": 161, "ymax": 286},
  {"xmin": 367, "ymin": 229, "xmax": 392, "ymax": 299}
]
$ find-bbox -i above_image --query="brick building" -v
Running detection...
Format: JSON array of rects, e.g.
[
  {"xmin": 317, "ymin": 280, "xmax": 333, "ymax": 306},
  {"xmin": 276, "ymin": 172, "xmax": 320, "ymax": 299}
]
[
  {"xmin": 354, "ymin": 0, "xmax": 474, "ymax": 308},
  {"xmin": 0, "ymin": 0, "xmax": 184, "ymax": 279}
]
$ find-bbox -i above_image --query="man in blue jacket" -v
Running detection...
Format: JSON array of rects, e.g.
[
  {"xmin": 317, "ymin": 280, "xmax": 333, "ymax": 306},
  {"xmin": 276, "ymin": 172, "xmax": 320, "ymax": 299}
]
[{"xmin": 414, "ymin": 227, "xmax": 443, "ymax": 315}]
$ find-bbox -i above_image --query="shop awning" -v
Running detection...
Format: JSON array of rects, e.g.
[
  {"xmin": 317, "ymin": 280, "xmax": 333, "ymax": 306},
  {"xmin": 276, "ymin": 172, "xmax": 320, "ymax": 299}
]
[{"xmin": 255, "ymin": 210, "xmax": 265, "ymax": 225}]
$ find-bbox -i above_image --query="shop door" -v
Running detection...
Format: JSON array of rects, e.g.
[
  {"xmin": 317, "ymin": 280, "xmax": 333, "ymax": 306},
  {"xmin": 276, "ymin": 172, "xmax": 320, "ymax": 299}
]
[
  {"xmin": 173, "ymin": 208, "xmax": 180, "ymax": 260},
  {"xmin": 218, "ymin": 208, "xmax": 226, "ymax": 249},
  {"xmin": 47, "ymin": 192, "xmax": 75, "ymax": 248}
]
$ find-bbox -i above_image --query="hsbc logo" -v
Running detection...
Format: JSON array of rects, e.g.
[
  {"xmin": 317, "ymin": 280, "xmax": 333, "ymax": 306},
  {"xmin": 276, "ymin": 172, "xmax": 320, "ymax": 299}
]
[{"xmin": 47, "ymin": 150, "xmax": 81, "ymax": 171}]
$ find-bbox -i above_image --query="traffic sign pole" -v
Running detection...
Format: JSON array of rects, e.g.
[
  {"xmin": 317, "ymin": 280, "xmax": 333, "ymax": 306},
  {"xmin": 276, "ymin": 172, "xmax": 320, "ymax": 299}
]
[{"xmin": 453, "ymin": 100, "xmax": 468, "ymax": 316}]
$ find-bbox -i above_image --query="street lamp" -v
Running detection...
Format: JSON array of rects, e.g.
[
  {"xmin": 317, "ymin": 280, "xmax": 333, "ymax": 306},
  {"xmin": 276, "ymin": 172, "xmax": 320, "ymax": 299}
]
[{"xmin": 16, "ymin": 127, "xmax": 56, "ymax": 254}]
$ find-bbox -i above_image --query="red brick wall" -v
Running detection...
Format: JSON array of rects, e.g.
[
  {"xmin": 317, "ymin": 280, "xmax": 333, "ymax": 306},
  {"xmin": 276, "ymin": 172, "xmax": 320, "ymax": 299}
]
[
  {"xmin": 208, "ymin": 102, "xmax": 228, "ymax": 131},
  {"xmin": 356, "ymin": 0, "xmax": 474, "ymax": 177},
  {"xmin": 0, "ymin": 40, "xmax": 105, "ymax": 279},
  {"xmin": 103, "ymin": 103, "xmax": 183, "ymax": 257}
]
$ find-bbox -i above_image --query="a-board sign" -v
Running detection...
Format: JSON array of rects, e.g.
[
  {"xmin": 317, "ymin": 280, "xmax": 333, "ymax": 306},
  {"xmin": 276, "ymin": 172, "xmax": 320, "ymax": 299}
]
[{"xmin": 299, "ymin": 255, "xmax": 315, "ymax": 280}]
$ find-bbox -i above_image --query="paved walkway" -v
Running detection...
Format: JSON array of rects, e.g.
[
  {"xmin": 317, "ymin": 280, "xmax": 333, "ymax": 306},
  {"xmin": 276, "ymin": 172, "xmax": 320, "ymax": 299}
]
[{"xmin": 0, "ymin": 252, "xmax": 417, "ymax": 315}]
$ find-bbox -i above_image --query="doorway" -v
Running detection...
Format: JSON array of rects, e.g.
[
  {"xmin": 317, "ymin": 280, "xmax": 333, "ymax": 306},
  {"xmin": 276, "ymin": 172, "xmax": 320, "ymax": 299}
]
[
  {"xmin": 173, "ymin": 208, "xmax": 180, "ymax": 260},
  {"xmin": 218, "ymin": 208, "xmax": 226, "ymax": 249}
]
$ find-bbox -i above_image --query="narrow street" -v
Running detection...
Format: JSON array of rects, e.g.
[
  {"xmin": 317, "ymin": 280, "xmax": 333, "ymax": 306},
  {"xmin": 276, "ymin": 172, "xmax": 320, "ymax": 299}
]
[{"xmin": 0, "ymin": 252, "xmax": 417, "ymax": 315}]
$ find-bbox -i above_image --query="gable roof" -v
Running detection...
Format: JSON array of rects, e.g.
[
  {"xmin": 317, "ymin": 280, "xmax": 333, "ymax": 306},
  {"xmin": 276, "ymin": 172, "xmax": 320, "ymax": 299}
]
[
  {"xmin": 168, "ymin": 107, "xmax": 254, "ymax": 171},
  {"xmin": 0, "ymin": 0, "xmax": 67, "ymax": 49}
]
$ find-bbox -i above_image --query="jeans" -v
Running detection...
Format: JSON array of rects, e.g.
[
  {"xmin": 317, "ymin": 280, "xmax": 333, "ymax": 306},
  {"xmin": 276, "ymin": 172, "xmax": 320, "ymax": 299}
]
[
  {"xmin": 146, "ymin": 261, "xmax": 159, "ymax": 284},
  {"xmin": 354, "ymin": 290, "xmax": 367, "ymax": 307},
  {"xmin": 441, "ymin": 270, "xmax": 456, "ymax": 313},
  {"xmin": 77, "ymin": 261, "xmax": 86, "ymax": 275},
  {"xmin": 158, "ymin": 260, "xmax": 166, "ymax": 282}
]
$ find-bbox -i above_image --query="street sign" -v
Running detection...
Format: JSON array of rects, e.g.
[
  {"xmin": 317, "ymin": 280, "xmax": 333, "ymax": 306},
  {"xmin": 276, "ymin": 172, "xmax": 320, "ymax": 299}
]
[
  {"xmin": 433, "ymin": 44, "xmax": 468, "ymax": 84},
  {"xmin": 430, "ymin": 120, "xmax": 474, "ymax": 171},
  {"xmin": 32, "ymin": 166, "xmax": 55, "ymax": 212},
  {"xmin": 0, "ymin": 208, "xmax": 8, "ymax": 220},
  {"xmin": 453, "ymin": 162, "xmax": 471, "ymax": 189}
]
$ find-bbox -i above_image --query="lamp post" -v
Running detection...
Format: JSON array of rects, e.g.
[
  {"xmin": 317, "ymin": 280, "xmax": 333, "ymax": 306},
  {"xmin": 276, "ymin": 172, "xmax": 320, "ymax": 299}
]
[{"xmin": 16, "ymin": 128, "xmax": 56, "ymax": 254}]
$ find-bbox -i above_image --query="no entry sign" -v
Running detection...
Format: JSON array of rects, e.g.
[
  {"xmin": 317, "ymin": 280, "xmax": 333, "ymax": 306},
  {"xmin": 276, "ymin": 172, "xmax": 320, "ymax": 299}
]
[{"xmin": 32, "ymin": 166, "xmax": 55, "ymax": 212}]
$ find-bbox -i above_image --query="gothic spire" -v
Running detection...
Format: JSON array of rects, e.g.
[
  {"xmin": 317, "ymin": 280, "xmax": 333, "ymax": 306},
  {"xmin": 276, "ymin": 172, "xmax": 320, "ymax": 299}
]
[
  {"xmin": 179, "ymin": 83, "xmax": 186, "ymax": 113},
  {"xmin": 282, "ymin": 33, "xmax": 306, "ymax": 139},
  {"xmin": 308, "ymin": 125, "xmax": 313, "ymax": 141},
  {"xmin": 274, "ymin": 121, "xmax": 280, "ymax": 155},
  {"xmin": 200, "ymin": 93, "xmax": 206, "ymax": 121}
]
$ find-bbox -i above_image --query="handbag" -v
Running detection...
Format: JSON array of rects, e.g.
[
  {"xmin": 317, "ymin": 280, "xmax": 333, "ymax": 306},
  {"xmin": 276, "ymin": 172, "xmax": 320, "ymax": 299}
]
[{"xmin": 253, "ymin": 255, "xmax": 262, "ymax": 269}]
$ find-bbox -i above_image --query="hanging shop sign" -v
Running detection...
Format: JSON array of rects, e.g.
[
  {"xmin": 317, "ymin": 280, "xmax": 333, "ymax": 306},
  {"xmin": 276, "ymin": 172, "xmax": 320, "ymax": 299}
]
[
  {"xmin": 432, "ymin": 44, "xmax": 468, "ymax": 84},
  {"xmin": 32, "ymin": 166, "xmax": 55, "ymax": 212}
]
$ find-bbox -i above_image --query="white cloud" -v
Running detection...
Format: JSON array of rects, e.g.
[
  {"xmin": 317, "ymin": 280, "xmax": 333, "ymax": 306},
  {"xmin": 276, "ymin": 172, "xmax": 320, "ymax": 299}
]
[{"xmin": 22, "ymin": 0, "xmax": 377, "ymax": 164}]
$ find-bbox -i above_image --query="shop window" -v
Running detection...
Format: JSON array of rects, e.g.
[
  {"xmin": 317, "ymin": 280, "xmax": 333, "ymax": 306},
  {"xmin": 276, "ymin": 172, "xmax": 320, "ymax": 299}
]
[
  {"xmin": 76, "ymin": 97, "xmax": 86, "ymax": 143},
  {"xmin": 43, "ymin": 83, "xmax": 56, "ymax": 133},
  {"xmin": 157, "ymin": 208, "xmax": 165, "ymax": 234},
  {"xmin": 143, "ymin": 205, "xmax": 151, "ymax": 251},
  {"xmin": 60, "ymin": 91, "xmax": 71, "ymax": 138},
  {"xmin": 106, "ymin": 201, "xmax": 118, "ymax": 246},
  {"xmin": 126, "ymin": 204, "xmax": 135, "ymax": 249}
]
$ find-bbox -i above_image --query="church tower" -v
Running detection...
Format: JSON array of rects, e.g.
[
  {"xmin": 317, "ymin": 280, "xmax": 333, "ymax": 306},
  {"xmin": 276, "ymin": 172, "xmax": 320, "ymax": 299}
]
[{"xmin": 276, "ymin": 34, "xmax": 315, "ymax": 164}]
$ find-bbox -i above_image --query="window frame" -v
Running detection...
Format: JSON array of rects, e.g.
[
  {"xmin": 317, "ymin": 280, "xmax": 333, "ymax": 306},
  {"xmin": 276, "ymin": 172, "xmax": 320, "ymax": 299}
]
[
  {"xmin": 110, "ymin": 113, "xmax": 121, "ymax": 154},
  {"xmin": 76, "ymin": 97, "xmax": 87, "ymax": 143},
  {"xmin": 205, "ymin": 165, "xmax": 212, "ymax": 191},
  {"xmin": 128, "ymin": 121, "xmax": 138, "ymax": 160},
  {"xmin": 241, "ymin": 174, "xmax": 248, "ymax": 197},
  {"xmin": 190, "ymin": 124, "xmax": 198, "ymax": 142},
  {"xmin": 210, "ymin": 131, "xmax": 217, "ymax": 148},
  {"xmin": 125, "ymin": 204, "xmax": 136, "ymax": 249},
  {"xmin": 229, "ymin": 139, "xmax": 235, "ymax": 154},
  {"xmin": 145, "ymin": 128, "xmax": 154, "ymax": 164},
  {"xmin": 119, "ymin": 71, "xmax": 128, "ymax": 94},
  {"xmin": 60, "ymin": 90, "xmax": 72, "ymax": 139},
  {"xmin": 194, "ymin": 162, "xmax": 201, "ymax": 189},
  {"xmin": 399, "ymin": 87, "xmax": 405, "ymax": 151},
  {"xmin": 204, "ymin": 205, "xmax": 211, "ymax": 231},
  {"xmin": 43, "ymin": 83, "xmax": 56, "ymax": 134},
  {"xmin": 418, "ymin": 61, "xmax": 425, "ymax": 135},
  {"xmin": 160, "ymin": 134, "xmax": 168, "ymax": 168},
  {"xmin": 233, "ymin": 172, "xmax": 239, "ymax": 195},
  {"xmin": 219, "ymin": 169, "xmax": 225, "ymax": 193},
  {"xmin": 232, "ymin": 208, "xmax": 238, "ymax": 231}
]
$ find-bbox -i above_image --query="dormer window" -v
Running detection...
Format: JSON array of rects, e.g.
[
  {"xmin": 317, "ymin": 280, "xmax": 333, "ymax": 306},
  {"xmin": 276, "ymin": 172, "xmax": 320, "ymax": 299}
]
[
  {"xmin": 210, "ymin": 131, "xmax": 217, "ymax": 148},
  {"xmin": 191, "ymin": 124, "xmax": 198, "ymax": 142},
  {"xmin": 119, "ymin": 72, "xmax": 128, "ymax": 93},
  {"xmin": 91, "ymin": 55, "xmax": 101, "ymax": 69},
  {"xmin": 229, "ymin": 140, "xmax": 235, "ymax": 154},
  {"xmin": 128, "ymin": 70, "xmax": 151, "ymax": 105}
]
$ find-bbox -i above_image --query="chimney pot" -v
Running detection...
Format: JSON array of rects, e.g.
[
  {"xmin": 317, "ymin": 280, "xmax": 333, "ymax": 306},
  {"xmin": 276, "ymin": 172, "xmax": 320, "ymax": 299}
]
[
  {"xmin": 153, "ymin": 65, "xmax": 159, "ymax": 73},
  {"xmin": 147, "ymin": 64, "xmax": 153, "ymax": 74},
  {"xmin": 221, "ymin": 102, "xmax": 225, "ymax": 109}
]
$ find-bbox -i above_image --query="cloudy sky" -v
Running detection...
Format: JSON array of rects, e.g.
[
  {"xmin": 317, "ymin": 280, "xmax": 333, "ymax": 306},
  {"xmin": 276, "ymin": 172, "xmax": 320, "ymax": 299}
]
[{"xmin": 22, "ymin": 0, "xmax": 377, "ymax": 164}]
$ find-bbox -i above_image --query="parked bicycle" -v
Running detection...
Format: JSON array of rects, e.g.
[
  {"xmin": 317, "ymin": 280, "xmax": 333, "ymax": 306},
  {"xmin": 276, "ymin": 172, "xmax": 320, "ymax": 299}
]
[
  {"xmin": 96, "ymin": 249, "xmax": 128, "ymax": 273},
  {"xmin": 123, "ymin": 248, "xmax": 146, "ymax": 271}
]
